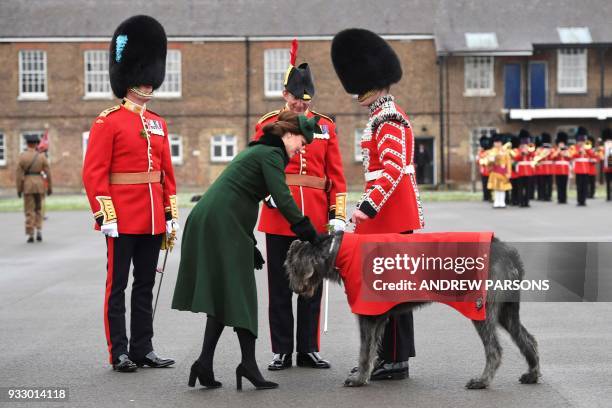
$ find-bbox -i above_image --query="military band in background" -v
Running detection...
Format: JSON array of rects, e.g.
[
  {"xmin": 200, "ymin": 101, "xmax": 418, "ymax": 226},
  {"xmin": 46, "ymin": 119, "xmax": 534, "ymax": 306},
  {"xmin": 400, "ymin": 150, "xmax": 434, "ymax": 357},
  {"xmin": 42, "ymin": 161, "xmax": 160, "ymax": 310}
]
[{"xmin": 478, "ymin": 126, "xmax": 612, "ymax": 208}]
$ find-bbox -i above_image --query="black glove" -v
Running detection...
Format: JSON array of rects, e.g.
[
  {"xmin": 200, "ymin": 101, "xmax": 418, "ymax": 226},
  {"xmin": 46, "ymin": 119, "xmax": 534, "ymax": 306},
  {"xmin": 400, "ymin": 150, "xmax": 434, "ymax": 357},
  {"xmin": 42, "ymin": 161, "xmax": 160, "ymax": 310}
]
[
  {"xmin": 18, "ymin": 192, "xmax": 22, "ymax": 198},
  {"xmin": 254, "ymin": 246, "xmax": 265, "ymax": 270},
  {"xmin": 290, "ymin": 216, "xmax": 318, "ymax": 244},
  {"xmin": 47, "ymin": 188, "xmax": 52, "ymax": 196}
]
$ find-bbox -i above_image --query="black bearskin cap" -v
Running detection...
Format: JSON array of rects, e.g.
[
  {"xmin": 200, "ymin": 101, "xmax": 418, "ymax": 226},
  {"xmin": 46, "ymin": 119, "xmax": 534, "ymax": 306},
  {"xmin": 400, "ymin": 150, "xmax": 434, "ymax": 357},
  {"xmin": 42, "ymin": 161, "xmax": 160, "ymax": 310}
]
[
  {"xmin": 541, "ymin": 132, "xmax": 551, "ymax": 144},
  {"xmin": 492, "ymin": 133, "xmax": 504, "ymax": 143},
  {"xmin": 511, "ymin": 134, "xmax": 520, "ymax": 149},
  {"xmin": 479, "ymin": 135, "xmax": 491, "ymax": 149},
  {"xmin": 555, "ymin": 131, "xmax": 568, "ymax": 145},
  {"xmin": 331, "ymin": 28, "xmax": 402, "ymax": 95},
  {"xmin": 602, "ymin": 128, "xmax": 612, "ymax": 142},
  {"xmin": 109, "ymin": 15, "xmax": 167, "ymax": 99},
  {"xmin": 286, "ymin": 63, "xmax": 315, "ymax": 100}
]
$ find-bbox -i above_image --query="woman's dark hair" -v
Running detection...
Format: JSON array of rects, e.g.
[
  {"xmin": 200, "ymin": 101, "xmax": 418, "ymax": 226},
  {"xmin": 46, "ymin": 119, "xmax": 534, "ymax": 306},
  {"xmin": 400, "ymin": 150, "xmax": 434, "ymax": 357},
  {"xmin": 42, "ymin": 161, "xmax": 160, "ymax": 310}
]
[{"xmin": 262, "ymin": 111, "xmax": 302, "ymax": 138}]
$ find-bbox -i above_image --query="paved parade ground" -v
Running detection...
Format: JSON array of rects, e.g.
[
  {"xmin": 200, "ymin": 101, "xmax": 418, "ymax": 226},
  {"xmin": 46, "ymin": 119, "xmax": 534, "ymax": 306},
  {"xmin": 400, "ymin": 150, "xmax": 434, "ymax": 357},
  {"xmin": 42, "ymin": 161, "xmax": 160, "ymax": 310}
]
[{"xmin": 1, "ymin": 200, "xmax": 611, "ymax": 408}]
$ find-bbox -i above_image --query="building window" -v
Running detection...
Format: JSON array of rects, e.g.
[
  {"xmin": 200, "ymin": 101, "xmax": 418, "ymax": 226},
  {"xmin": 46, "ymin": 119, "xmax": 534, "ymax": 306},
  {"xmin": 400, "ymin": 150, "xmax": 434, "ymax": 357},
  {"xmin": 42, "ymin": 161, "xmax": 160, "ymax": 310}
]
[
  {"xmin": 210, "ymin": 134, "xmax": 237, "ymax": 162},
  {"xmin": 464, "ymin": 56, "xmax": 494, "ymax": 96},
  {"xmin": 264, "ymin": 48, "xmax": 290, "ymax": 97},
  {"xmin": 20, "ymin": 131, "xmax": 45, "ymax": 152},
  {"xmin": 169, "ymin": 134, "xmax": 183, "ymax": 165},
  {"xmin": 354, "ymin": 129, "xmax": 364, "ymax": 162},
  {"xmin": 82, "ymin": 132, "xmax": 89, "ymax": 162},
  {"xmin": 84, "ymin": 50, "xmax": 112, "ymax": 98},
  {"xmin": 558, "ymin": 49, "xmax": 587, "ymax": 93},
  {"xmin": 18, "ymin": 50, "xmax": 47, "ymax": 100},
  {"xmin": 156, "ymin": 50, "xmax": 181, "ymax": 97},
  {"xmin": 0, "ymin": 133, "xmax": 6, "ymax": 166}
]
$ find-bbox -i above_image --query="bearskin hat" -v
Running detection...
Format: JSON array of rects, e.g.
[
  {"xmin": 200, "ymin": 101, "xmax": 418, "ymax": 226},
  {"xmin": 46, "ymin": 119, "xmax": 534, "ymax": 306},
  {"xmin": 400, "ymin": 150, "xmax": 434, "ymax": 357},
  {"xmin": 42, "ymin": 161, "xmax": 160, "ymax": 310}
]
[
  {"xmin": 541, "ymin": 132, "xmax": 552, "ymax": 145},
  {"xmin": 331, "ymin": 28, "xmax": 402, "ymax": 96},
  {"xmin": 555, "ymin": 131, "xmax": 568, "ymax": 145},
  {"xmin": 284, "ymin": 40, "xmax": 315, "ymax": 100},
  {"xmin": 479, "ymin": 135, "xmax": 491, "ymax": 149},
  {"xmin": 602, "ymin": 128, "xmax": 612, "ymax": 142},
  {"xmin": 492, "ymin": 133, "xmax": 504, "ymax": 143},
  {"xmin": 109, "ymin": 15, "xmax": 167, "ymax": 99},
  {"xmin": 575, "ymin": 126, "xmax": 588, "ymax": 142},
  {"xmin": 518, "ymin": 129, "xmax": 531, "ymax": 144}
]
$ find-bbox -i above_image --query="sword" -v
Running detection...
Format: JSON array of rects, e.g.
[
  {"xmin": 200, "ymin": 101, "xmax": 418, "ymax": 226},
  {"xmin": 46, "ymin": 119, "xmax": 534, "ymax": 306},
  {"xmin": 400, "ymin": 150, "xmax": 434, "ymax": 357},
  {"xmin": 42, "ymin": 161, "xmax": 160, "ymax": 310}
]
[{"xmin": 153, "ymin": 229, "xmax": 176, "ymax": 322}]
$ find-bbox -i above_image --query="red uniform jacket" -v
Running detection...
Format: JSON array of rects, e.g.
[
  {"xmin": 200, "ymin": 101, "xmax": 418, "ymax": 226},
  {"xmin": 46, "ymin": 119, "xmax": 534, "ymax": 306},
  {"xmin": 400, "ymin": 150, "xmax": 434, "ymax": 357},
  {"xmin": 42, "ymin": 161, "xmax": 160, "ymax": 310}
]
[
  {"xmin": 335, "ymin": 232, "xmax": 492, "ymax": 320},
  {"xmin": 82, "ymin": 102, "xmax": 177, "ymax": 234},
  {"xmin": 254, "ymin": 108, "xmax": 347, "ymax": 235},
  {"xmin": 604, "ymin": 141, "xmax": 612, "ymax": 174},
  {"xmin": 355, "ymin": 95, "xmax": 424, "ymax": 234},
  {"xmin": 552, "ymin": 147, "xmax": 571, "ymax": 176},
  {"xmin": 478, "ymin": 149, "xmax": 490, "ymax": 177},
  {"xmin": 514, "ymin": 149, "xmax": 534, "ymax": 177},
  {"xmin": 572, "ymin": 147, "xmax": 598, "ymax": 175}
]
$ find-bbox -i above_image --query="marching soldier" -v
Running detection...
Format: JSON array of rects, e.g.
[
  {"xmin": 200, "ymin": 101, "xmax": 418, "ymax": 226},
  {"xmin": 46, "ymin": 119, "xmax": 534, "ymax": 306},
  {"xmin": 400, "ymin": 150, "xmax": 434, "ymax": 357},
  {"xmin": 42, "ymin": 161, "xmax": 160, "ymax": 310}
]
[
  {"xmin": 16, "ymin": 134, "xmax": 52, "ymax": 243},
  {"xmin": 253, "ymin": 40, "xmax": 347, "ymax": 371},
  {"xmin": 332, "ymin": 28, "xmax": 424, "ymax": 380},
  {"xmin": 602, "ymin": 129, "xmax": 612, "ymax": 201},
  {"xmin": 538, "ymin": 133, "xmax": 554, "ymax": 201},
  {"xmin": 587, "ymin": 135, "xmax": 598, "ymax": 199},
  {"xmin": 552, "ymin": 131, "xmax": 571, "ymax": 204},
  {"xmin": 509, "ymin": 134, "xmax": 520, "ymax": 206},
  {"xmin": 477, "ymin": 134, "xmax": 492, "ymax": 201},
  {"xmin": 82, "ymin": 15, "xmax": 178, "ymax": 372},
  {"xmin": 514, "ymin": 131, "xmax": 534, "ymax": 207},
  {"xmin": 571, "ymin": 127, "xmax": 597, "ymax": 206},
  {"xmin": 488, "ymin": 133, "xmax": 513, "ymax": 208}
]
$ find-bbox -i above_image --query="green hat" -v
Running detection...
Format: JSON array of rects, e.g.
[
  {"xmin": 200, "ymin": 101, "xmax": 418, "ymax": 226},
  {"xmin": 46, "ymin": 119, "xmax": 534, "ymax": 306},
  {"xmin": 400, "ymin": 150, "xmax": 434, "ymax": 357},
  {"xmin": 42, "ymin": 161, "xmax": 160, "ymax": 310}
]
[{"xmin": 297, "ymin": 115, "xmax": 321, "ymax": 144}]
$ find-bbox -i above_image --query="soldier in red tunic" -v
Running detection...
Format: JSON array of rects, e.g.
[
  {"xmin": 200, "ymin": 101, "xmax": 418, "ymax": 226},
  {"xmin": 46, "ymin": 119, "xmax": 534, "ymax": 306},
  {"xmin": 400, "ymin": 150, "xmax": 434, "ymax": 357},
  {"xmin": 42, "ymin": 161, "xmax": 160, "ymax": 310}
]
[
  {"xmin": 254, "ymin": 40, "xmax": 347, "ymax": 371},
  {"xmin": 477, "ymin": 134, "xmax": 492, "ymax": 202},
  {"xmin": 514, "ymin": 130, "xmax": 534, "ymax": 208},
  {"xmin": 602, "ymin": 128, "xmax": 612, "ymax": 201},
  {"xmin": 82, "ymin": 15, "xmax": 177, "ymax": 372},
  {"xmin": 332, "ymin": 28, "xmax": 424, "ymax": 380},
  {"xmin": 552, "ymin": 131, "xmax": 571, "ymax": 204},
  {"xmin": 571, "ymin": 127, "xmax": 598, "ymax": 206}
]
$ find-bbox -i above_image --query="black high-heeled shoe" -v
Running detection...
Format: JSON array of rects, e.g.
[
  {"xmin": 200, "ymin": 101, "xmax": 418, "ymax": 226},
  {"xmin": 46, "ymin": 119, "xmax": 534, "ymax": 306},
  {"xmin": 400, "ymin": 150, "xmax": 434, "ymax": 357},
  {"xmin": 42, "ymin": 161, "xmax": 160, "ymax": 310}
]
[
  {"xmin": 188, "ymin": 360, "xmax": 222, "ymax": 388},
  {"xmin": 235, "ymin": 363, "xmax": 278, "ymax": 390}
]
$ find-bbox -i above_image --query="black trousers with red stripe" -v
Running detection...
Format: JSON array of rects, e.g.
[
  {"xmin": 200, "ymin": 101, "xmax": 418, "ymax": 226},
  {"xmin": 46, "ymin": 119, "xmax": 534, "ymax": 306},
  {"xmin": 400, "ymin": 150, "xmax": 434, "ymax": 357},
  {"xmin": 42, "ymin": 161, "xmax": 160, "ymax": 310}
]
[
  {"xmin": 266, "ymin": 234, "xmax": 322, "ymax": 354},
  {"xmin": 105, "ymin": 234, "xmax": 163, "ymax": 363},
  {"xmin": 378, "ymin": 230, "xmax": 416, "ymax": 362}
]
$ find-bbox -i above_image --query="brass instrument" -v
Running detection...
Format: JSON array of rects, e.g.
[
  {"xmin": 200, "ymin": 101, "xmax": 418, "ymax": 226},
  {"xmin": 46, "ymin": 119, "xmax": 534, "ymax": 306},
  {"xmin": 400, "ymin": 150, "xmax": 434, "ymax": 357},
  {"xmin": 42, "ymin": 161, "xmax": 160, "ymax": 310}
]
[{"xmin": 532, "ymin": 147, "xmax": 551, "ymax": 166}]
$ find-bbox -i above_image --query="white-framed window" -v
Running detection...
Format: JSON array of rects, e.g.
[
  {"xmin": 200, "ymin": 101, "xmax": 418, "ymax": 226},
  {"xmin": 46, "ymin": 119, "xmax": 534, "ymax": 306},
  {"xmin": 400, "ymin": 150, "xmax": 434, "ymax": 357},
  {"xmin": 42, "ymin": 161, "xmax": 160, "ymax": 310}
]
[
  {"xmin": 156, "ymin": 50, "xmax": 181, "ymax": 98},
  {"xmin": 470, "ymin": 127, "xmax": 498, "ymax": 161},
  {"xmin": 18, "ymin": 50, "xmax": 47, "ymax": 100},
  {"xmin": 210, "ymin": 134, "xmax": 237, "ymax": 162},
  {"xmin": 84, "ymin": 50, "xmax": 112, "ymax": 99},
  {"xmin": 557, "ymin": 48, "xmax": 587, "ymax": 94},
  {"xmin": 20, "ymin": 131, "xmax": 45, "ymax": 152},
  {"xmin": 464, "ymin": 56, "xmax": 495, "ymax": 96},
  {"xmin": 354, "ymin": 129, "xmax": 364, "ymax": 162},
  {"xmin": 169, "ymin": 134, "xmax": 183, "ymax": 165},
  {"xmin": 0, "ymin": 133, "xmax": 6, "ymax": 166},
  {"xmin": 264, "ymin": 48, "xmax": 290, "ymax": 97},
  {"xmin": 82, "ymin": 132, "xmax": 90, "ymax": 162}
]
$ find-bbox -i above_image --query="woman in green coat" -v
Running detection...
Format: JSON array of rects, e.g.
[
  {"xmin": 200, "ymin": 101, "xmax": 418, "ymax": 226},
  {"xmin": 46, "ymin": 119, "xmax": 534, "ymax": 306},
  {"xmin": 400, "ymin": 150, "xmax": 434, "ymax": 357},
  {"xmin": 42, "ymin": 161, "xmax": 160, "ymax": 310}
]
[{"xmin": 172, "ymin": 111, "xmax": 320, "ymax": 390}]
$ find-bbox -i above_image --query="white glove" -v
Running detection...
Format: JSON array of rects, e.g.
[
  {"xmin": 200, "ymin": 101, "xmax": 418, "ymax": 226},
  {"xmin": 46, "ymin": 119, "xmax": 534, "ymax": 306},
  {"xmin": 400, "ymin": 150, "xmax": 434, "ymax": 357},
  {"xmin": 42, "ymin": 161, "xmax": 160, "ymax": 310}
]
[
  {"xmin": 101, "ymin": 222, "xmax": 119, "ymax": 238},
  {"xmin": 328, "ymin": 218, "xmax": 347, "ymax": 232},
  {"xmin": 264, "ymin": 195, "xmax": 277, "ymax": 209},
  {"xmin": 166, "ymin": 219, "xmax": 179, "ymax": 236}
]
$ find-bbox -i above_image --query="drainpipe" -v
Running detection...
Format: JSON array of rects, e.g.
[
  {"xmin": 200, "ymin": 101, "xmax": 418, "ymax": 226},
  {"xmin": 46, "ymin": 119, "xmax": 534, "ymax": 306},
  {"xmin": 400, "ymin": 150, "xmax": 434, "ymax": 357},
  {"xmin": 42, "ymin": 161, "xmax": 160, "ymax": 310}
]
[
  {"xmin": 437, "ymin": 55, "xmax": 446, "ymax": 187},
  {"xmin": 245, "ymin": 36, "xmax": 251, "ymax": 145}
]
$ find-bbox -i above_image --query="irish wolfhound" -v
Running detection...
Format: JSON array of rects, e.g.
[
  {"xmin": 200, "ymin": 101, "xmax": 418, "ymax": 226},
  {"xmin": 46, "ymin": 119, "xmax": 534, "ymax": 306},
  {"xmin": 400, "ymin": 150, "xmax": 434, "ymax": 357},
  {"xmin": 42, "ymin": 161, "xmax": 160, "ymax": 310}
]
[{"xmin": 284, "ymin": 231, "xmax": 540, "ymax": 388}]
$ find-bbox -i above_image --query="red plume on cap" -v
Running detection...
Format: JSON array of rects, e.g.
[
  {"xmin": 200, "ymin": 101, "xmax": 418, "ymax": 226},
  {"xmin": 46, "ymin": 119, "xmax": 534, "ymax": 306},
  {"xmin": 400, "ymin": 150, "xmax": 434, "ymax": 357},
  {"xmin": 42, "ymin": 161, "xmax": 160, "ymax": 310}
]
[{"xmin": 290, "ymin": 38, "xmax": 298, "ymax": 66}]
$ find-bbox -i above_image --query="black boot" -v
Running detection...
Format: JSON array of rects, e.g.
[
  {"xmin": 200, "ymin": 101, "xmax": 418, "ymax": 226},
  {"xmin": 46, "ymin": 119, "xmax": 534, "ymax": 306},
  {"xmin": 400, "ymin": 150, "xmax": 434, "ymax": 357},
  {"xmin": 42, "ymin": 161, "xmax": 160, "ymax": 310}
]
[
  {"xmin": 27, "ymin": 235, "xmax": 34, "ymax": 243},
  {"xmin": 36, "ymin": 231, "xmax": 42, "ymax": 242},
  {"xmin": 236, "ymin": 328, "xmax": 278, "ymax": 390},
  {"xmin": 189, "ymin": 360, "xmax": 221, "ymax": 388}
]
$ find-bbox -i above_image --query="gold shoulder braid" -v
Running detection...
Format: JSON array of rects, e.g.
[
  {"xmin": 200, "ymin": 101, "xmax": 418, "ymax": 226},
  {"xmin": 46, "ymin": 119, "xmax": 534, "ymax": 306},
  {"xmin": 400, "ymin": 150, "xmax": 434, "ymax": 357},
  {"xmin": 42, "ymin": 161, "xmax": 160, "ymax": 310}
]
[
  {"xmin": 98, "ymin": 105, "xmax": 120, "ymax": 118},
  {"xmin": 93, "ymin": 196, "xmax": 117, "ymax": 224},
  {"xmin": 258, "ymin": 110, "xmax": 280, "ymax": 124}
]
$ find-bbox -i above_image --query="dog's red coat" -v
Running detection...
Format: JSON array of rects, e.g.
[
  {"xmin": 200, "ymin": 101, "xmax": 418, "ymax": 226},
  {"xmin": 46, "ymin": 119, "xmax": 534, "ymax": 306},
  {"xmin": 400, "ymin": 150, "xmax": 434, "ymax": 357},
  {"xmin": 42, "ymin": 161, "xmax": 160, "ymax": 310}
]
[{"xmin": 335, "ymin": 232, "xmax": 494, "ymax": 320}]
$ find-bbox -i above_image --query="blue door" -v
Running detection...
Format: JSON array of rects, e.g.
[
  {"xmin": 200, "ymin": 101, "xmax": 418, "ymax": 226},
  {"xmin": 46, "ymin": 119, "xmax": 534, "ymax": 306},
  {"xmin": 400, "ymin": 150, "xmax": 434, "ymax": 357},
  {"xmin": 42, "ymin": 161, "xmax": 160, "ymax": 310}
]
[
  {"xmin": 504, "ymin": 63, "xmax": 521, "ymax": 109},
  {"xmin": 529, "ymin": 62, "xmax": 547, "ymax": 108}
]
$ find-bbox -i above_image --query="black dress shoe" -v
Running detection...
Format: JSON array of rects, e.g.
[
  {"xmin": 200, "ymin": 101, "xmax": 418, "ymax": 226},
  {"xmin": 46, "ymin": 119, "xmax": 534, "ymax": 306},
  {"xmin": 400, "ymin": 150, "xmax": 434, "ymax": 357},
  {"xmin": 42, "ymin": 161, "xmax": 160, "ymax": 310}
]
[
  {"xmin": 296, "ymin": 352, "xmax": 331, "ymax": 369},
  {"xmin": 36, "ymin": 232, "xmax": 42, "ymax": 242},
  {"xmin": 267, "ymin": 353, "xmax": 292, "ymax": 371},
  {"xmin": 113, "ymin": 354, "xmax": 138, "ymax": 372},
  {"xmin": 131, "ymin": 351, "xmax": 175, "ymax": 368},
  {"xmin": 27, "ymin": 236, "xmax": 34, "ymax": 243},
  {"xmin": 350, "ymin": 359, "xmax": 409, "ymax": 381}
]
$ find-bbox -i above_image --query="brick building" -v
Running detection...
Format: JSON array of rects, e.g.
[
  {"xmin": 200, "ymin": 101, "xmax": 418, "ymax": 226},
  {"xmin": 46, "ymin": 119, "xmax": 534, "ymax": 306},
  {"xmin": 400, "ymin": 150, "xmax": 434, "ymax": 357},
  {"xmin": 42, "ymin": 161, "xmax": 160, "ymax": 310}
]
[{"xmin": 0, "ymin": 0, "xmax": 610, "ymax": 192}]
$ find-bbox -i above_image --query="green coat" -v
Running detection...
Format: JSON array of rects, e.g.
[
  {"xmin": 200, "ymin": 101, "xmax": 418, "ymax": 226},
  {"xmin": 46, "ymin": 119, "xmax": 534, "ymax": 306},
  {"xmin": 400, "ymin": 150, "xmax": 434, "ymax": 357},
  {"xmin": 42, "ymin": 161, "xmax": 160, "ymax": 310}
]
[{"xmin": 171, "ymin": 134, "xmax": 304, "ymax": 336}]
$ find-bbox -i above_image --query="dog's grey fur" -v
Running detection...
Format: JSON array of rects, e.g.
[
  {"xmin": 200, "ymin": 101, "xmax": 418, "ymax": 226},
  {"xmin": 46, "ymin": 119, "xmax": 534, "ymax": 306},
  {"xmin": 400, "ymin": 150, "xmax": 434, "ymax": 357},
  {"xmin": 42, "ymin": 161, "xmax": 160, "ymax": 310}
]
[{"xmin": 284, "ymin": 232, "xmax": 540, "ymax": 388}]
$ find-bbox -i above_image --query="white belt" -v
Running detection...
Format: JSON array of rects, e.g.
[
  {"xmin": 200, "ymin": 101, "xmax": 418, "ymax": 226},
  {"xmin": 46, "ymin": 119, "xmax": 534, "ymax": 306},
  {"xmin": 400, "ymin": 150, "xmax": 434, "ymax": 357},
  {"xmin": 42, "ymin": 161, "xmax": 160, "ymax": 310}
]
[
  {"xmin": 364, "ymin": 165, "xmax": 415, "ymax": 182},
  {"xmin": 540, "ymin": 160, "xmax": 553, "ymax": 165},
  {"xmin": 556, "ymin": 162, "xmax": 570, "ymax": 166},
  {"xmin": 517, "ymin": 162, "xmax": 532, "ymax": 166},
  {"xmin": 574, "ymin": 158, "xmax": 591, "ymax": 162}
]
